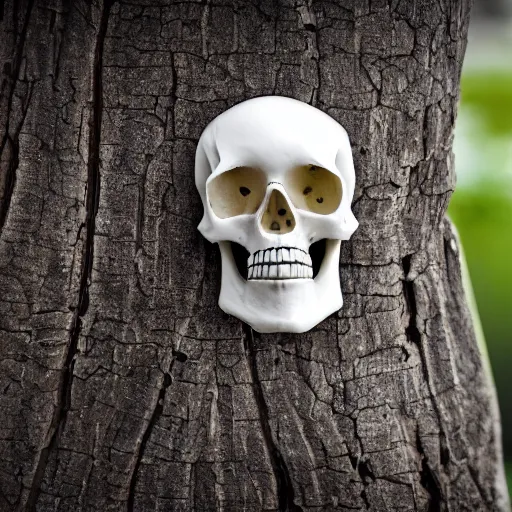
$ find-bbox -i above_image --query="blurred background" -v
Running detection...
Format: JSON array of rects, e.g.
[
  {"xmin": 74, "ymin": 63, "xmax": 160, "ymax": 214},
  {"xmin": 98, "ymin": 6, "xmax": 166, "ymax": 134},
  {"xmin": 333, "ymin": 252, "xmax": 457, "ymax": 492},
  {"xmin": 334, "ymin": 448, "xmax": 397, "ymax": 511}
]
[{"xmin": 451, "ymin": 0, "xmax": 512, "ymax": 497}]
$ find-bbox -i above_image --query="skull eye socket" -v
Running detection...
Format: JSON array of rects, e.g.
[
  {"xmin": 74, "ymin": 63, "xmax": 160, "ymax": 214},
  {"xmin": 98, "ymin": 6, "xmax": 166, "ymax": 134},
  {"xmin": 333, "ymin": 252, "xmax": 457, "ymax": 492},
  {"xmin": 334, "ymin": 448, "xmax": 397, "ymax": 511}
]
[
  {"xmin": 287, "ymin": 165, "xmax": 342, "ymax": 214},
  {"xmin": 207, "ymin": 167, "xmax": 266, "ymax": 219}
]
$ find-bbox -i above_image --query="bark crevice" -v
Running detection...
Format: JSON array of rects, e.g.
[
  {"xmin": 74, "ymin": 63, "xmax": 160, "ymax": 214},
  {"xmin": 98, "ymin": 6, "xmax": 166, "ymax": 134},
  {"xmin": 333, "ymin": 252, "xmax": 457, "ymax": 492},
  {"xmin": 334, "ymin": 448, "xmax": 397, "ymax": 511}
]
[
  {"xmin": 127, "ymin": 368, "xmax": 174, "ymax": 512},
  {"xmin": 23, "ymin": 2, "xmax": 112, "ymax": 508},
  {"xmin": 403, "ymin": 254, "xmax": 449, "ymax": 510},
  {"xmin": 416, "ymin": 431, "xmax": 443, "ymax": 512},
  {"xmin": 243, "ymin": 324, "xmax": 303, "ymax": 512},
  {"xmin": 0, "ymin": 0, "xmax": 35, "ymax": 234},
  {"xmin": 402, "ymin": 254, "xmax": 421, "ymax": 346}
]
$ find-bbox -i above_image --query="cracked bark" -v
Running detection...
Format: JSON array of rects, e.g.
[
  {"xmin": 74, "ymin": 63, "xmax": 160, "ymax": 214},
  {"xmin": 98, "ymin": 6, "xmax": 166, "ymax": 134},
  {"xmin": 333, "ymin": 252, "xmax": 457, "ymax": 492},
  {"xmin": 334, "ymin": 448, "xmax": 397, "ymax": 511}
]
[
  {"xmin": 24, "ymin": 2, "xmax": 112, "ymax": 509},
  {"xmin": 0, "ymin": 1, "xmax": 509, "ymax": 511},
  {"xmin": 244, "ymin": 323, "xmax": 301, "ymax": 512},
  {"xmin": 0, "ymin": 0, "xmax": 35, "ymax": 233}
]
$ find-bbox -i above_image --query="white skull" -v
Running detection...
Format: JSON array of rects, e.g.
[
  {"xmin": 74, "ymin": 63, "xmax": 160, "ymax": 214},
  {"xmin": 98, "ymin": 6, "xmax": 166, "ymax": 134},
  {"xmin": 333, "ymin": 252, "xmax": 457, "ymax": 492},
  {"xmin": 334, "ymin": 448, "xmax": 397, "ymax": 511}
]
[{"xmin": 195, "ymin": 96, "xmax": 358, "ymax": 333}]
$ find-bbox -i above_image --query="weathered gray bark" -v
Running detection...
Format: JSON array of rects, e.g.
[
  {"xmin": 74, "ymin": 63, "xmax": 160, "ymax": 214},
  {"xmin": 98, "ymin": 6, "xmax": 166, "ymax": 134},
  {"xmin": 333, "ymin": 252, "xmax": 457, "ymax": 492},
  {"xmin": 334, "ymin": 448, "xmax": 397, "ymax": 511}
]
[{"xmin": 0, "ymin": 1, "xmax": 509, "ymax": 511}]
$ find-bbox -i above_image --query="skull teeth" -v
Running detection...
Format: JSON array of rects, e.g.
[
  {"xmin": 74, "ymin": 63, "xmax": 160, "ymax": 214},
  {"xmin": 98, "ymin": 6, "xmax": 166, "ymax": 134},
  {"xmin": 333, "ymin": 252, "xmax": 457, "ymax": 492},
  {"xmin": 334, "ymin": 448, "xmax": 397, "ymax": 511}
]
[{"xmin": 248, "ymin": 247, "xmax": 313, "ymax": 280}]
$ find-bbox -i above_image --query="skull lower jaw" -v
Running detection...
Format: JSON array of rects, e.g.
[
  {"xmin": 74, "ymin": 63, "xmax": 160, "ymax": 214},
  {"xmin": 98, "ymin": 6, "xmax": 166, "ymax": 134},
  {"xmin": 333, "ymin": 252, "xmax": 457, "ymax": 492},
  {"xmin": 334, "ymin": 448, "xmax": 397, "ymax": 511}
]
[
  {"xmin": 218, "ymin": 240, "xmax": 342, "ymax": 333},
  {"xmin": 220, "ymin": 279, "xmax": 342, "ymax": 333}
]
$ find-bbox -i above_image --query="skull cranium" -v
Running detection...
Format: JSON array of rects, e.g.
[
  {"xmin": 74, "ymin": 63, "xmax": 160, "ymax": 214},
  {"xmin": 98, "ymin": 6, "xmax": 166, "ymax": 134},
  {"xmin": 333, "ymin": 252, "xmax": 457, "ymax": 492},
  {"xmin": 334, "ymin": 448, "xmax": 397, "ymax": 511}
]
[{"xmin": 195, "ymin": 96, "xmax": 358, "ymax": 333}]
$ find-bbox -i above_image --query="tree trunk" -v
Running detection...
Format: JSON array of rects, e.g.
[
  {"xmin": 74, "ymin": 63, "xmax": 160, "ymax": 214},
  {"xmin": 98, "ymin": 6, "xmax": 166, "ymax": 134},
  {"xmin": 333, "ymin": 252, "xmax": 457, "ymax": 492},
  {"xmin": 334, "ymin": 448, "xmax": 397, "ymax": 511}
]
[{"xmin": 0, "ymin": 1, "xmax": 509, "ymax": 511}]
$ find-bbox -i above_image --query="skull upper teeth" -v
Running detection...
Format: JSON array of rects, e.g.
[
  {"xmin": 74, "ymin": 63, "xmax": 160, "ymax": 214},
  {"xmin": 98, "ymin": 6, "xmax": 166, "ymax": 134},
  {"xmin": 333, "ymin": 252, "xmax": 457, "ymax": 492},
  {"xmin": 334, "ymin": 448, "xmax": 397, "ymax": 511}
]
[{"xmin": 248, "ymin": 247, "xmax": 313, "ymax": 280}]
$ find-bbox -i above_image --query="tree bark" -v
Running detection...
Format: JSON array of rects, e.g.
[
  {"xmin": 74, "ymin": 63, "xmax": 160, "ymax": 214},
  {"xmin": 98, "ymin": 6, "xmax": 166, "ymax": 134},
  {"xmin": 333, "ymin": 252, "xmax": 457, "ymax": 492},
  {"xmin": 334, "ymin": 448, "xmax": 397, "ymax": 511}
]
[{"xmin": 0, "ymin": 1, "xmax": 509, "ymax": 511}]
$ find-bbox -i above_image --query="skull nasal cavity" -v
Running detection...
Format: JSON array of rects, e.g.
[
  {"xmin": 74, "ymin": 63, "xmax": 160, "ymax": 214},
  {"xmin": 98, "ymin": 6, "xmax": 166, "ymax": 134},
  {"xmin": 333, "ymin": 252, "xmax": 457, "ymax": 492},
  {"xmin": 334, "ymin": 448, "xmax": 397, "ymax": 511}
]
[{"xmin": 261, "ymin": 189, "xmax": 295, "ymax": 234}]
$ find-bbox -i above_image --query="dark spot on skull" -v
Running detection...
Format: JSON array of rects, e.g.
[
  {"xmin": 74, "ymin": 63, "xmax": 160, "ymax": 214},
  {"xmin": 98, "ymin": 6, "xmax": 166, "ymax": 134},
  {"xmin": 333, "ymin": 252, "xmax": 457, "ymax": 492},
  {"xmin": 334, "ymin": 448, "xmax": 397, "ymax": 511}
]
[
  {"xmin": 316, "ymin": 197, "xmax": 324, "ymax": 203},
  {"xmin": 240, "ymin": 186, "xmax": 251, "ymax": 196},
  {"xmin": 303, "ymin": 186, "xmax": 312, "ymax": 195},
  {"xmin": 310, "ymin": 165, "xmax": 316, "ymax": 172},
  {"xmin": 270, "ymin": 221, "xmax": 280, "ymax": 231},
  {"xmin": 278, "ymin": 208, "xmax": 286, "ymax": 216},
  {"xmin": 286, "ymin": 219, "xmax": 292, "ymax": 227}
]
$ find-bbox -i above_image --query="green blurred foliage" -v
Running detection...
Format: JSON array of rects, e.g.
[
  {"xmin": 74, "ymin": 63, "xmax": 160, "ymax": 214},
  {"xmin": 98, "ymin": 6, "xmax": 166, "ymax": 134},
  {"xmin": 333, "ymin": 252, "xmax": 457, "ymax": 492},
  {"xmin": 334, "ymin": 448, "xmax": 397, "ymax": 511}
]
[
  {"xmin": 459, "ymin": 73, "xmax": 512, "ymax": 135},
  {"xmin": 448, "ymin": 70, "xmax": 512, "ymax": 498}
]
